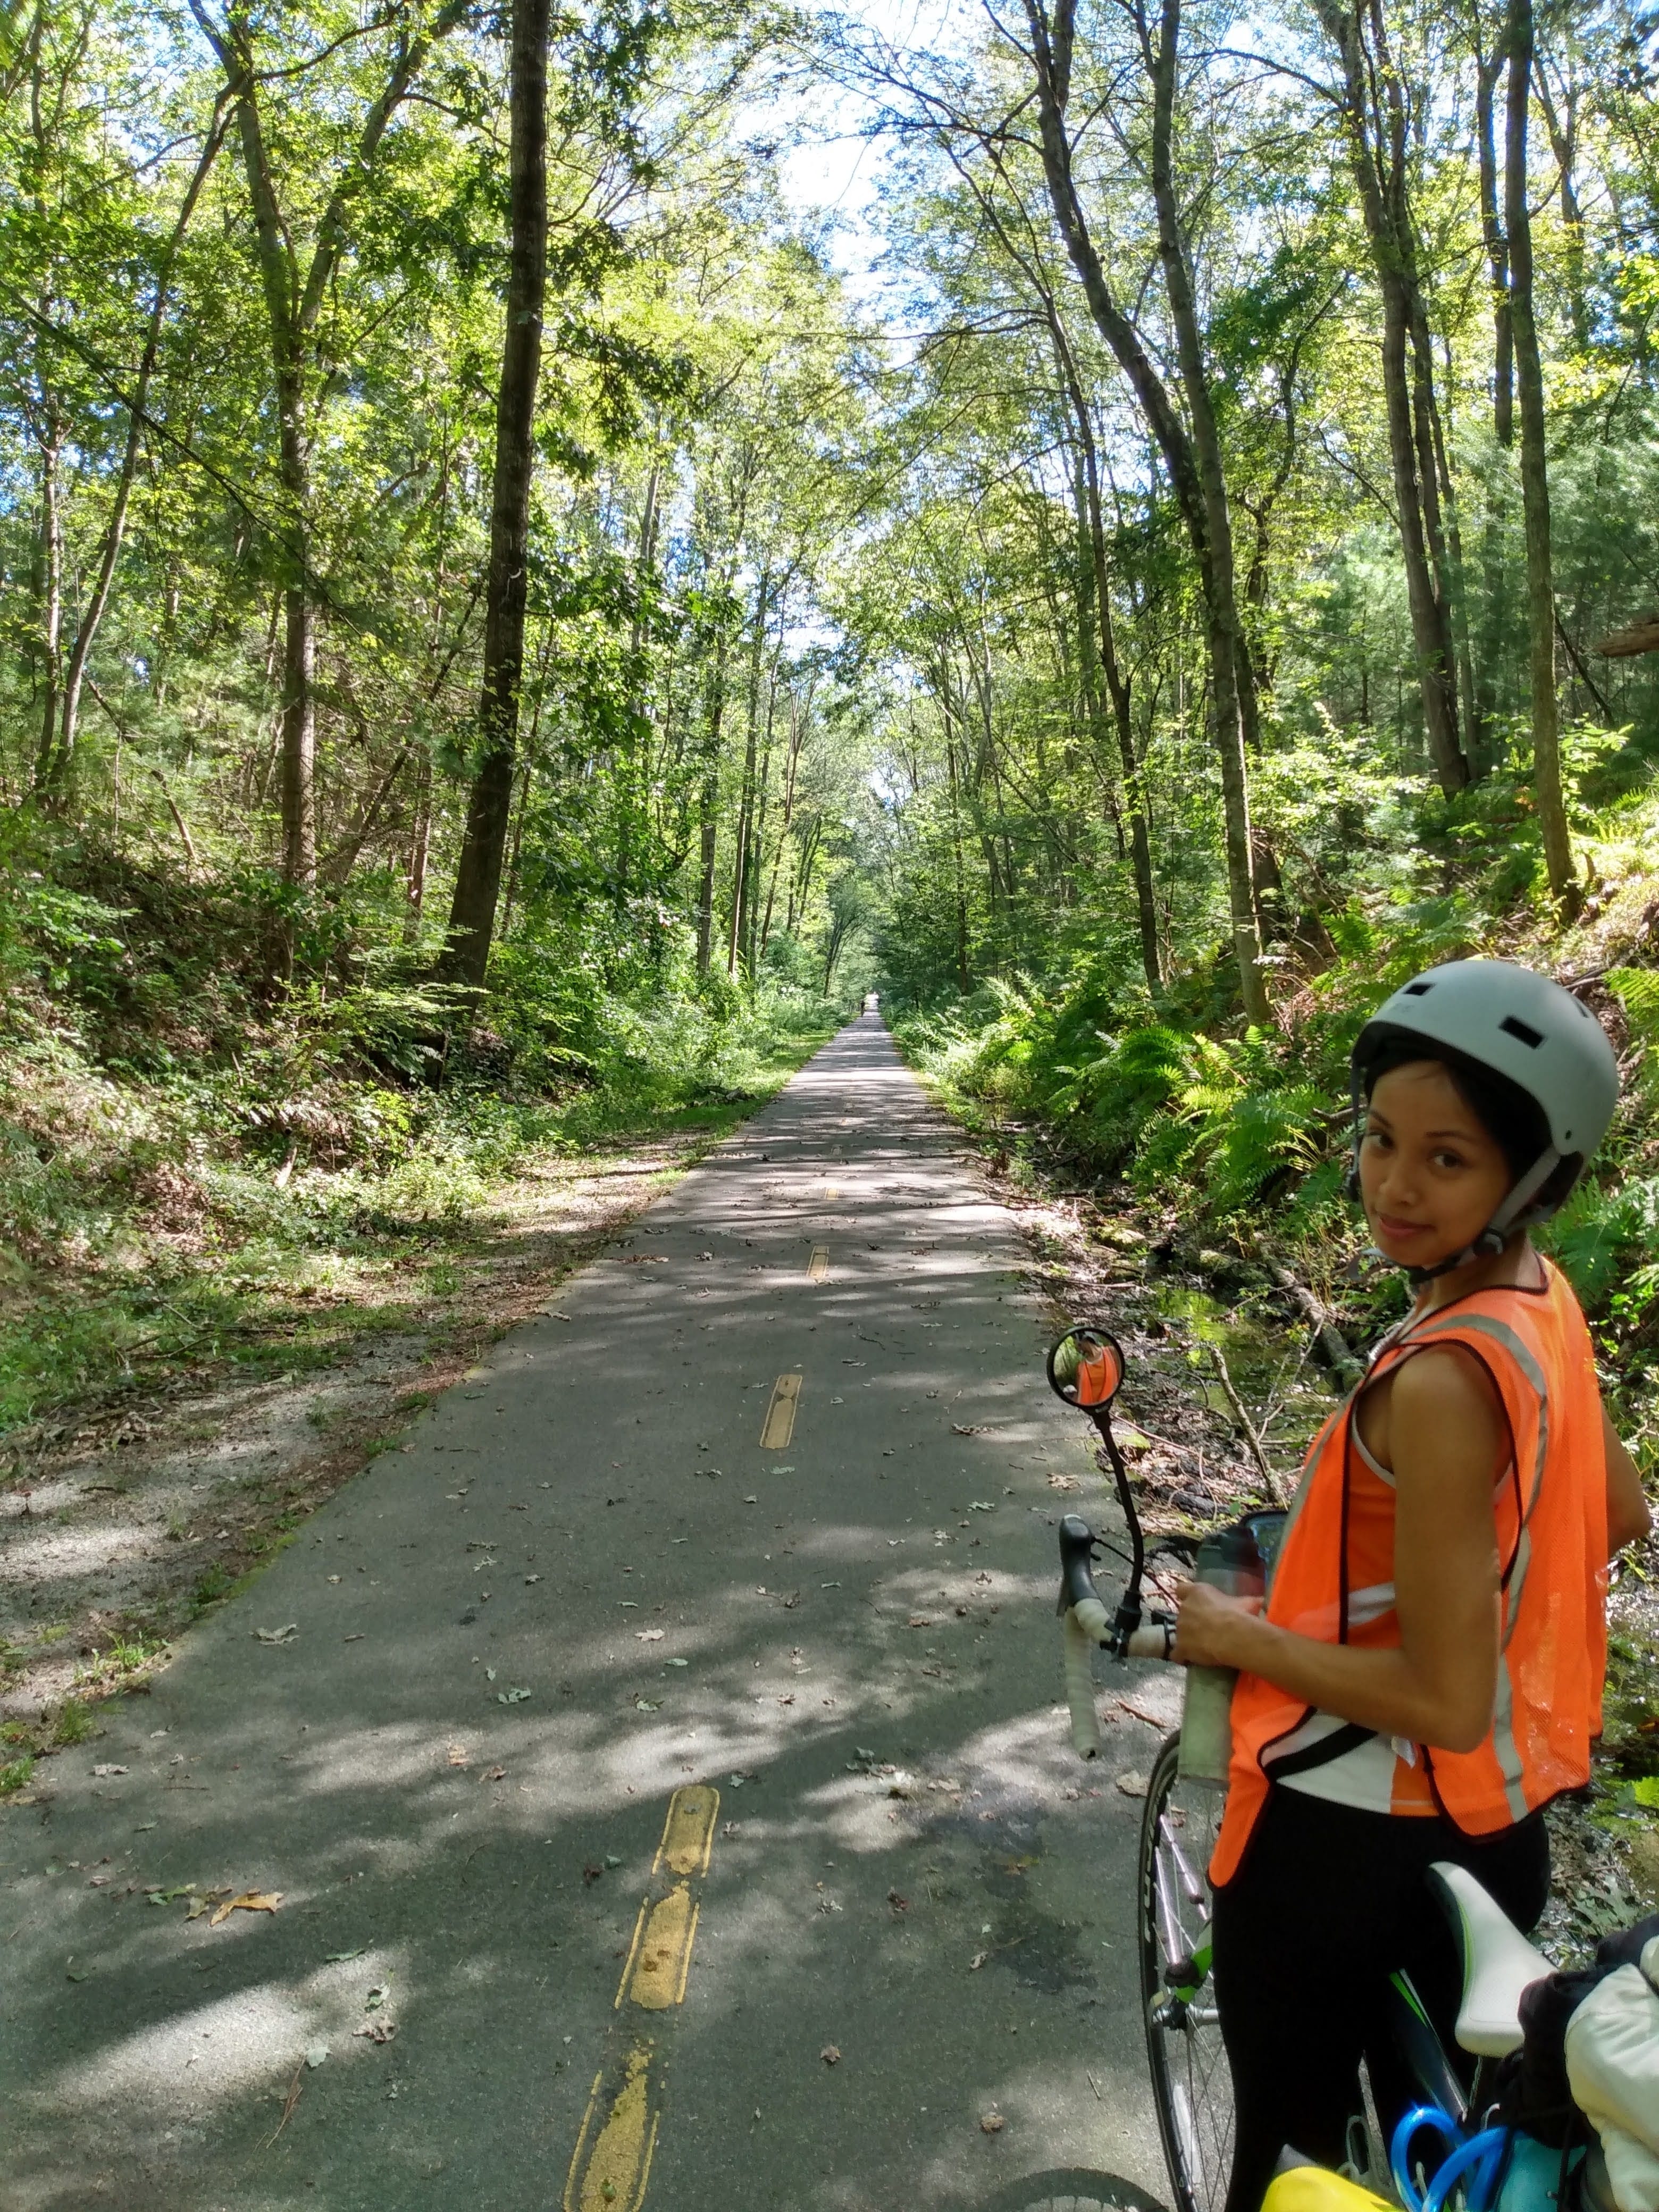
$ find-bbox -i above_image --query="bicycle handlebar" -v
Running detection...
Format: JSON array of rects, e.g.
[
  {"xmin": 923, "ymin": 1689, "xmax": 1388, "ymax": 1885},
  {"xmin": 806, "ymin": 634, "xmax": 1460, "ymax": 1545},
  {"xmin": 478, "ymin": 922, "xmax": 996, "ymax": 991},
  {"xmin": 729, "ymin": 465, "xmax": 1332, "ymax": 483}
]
[{"xmin": 1061, "ymin": 1591, "xmax": 1177, "ymax": 1755}]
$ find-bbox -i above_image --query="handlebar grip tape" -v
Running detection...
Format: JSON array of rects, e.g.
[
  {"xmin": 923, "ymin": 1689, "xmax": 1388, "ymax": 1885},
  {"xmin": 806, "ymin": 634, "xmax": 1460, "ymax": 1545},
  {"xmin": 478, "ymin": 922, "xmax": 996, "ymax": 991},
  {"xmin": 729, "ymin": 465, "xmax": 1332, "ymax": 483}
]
[{"xmin": 1063, "ymin": 1604, "xmax": 1108, "ymax": 1757}]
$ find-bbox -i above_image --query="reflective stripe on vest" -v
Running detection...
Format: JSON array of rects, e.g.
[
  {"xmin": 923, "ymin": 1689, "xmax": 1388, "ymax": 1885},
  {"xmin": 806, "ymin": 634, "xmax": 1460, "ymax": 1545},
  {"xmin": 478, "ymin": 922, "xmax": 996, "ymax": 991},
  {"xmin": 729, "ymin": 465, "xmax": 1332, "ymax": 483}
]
[{"xmin": 1209, "ymin": 1260, "xmax": 1608, "ymax": 1888}]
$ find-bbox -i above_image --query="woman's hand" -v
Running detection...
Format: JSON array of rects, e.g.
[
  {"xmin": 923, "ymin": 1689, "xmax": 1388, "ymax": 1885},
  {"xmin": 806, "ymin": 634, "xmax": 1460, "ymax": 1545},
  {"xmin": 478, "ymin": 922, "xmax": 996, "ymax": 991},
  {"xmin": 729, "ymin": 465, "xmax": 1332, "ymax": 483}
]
[{"xmin": 1172, "ymin": 1579, "xmax": 1262, "ymax": 1668}]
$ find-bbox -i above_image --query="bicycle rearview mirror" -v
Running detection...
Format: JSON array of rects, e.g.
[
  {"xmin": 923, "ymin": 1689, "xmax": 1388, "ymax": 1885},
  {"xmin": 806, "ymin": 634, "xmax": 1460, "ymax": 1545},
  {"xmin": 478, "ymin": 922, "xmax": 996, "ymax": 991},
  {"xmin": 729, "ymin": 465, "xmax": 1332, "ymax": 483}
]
[{"xmin": 1046, "ymin": 1325, "xmax": 1125, "ymax": 1412}]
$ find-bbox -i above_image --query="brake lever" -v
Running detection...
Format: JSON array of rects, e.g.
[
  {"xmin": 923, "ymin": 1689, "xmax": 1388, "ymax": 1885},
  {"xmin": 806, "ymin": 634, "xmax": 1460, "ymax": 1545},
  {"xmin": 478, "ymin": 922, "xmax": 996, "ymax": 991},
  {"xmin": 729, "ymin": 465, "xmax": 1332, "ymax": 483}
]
[{"xmin": 1057, "ymin": 1512, "xmax": 1144, "ymax": 1659}]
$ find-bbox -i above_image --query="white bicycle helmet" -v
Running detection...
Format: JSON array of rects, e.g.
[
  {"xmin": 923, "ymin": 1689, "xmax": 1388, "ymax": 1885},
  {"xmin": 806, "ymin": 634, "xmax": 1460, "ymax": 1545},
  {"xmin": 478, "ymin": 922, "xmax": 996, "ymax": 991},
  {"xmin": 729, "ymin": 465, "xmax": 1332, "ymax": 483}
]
[{"xmin": 1351, "ymin": 959, "xmax": 1618, "ymax": 1276}]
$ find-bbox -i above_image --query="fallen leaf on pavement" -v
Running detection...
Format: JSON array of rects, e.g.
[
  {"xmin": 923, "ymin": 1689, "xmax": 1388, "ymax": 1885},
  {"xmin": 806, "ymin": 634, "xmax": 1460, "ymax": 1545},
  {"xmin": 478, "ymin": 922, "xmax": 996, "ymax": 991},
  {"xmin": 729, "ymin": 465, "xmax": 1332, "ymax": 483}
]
[
  {"xmin": 1115, "ymin": 1770, "xmax": 1149, "ymax": 1798},
  {"xmin": 981, "ymin": 2112, "xmax": 1005, "ymax": 2134},
  {"xmin": 820, "ymin": 2045, "xmax": 841, "ymax": 2066},
  {"xmin": 1046, "ymin": 1472, "xmax": 1080, "ymax": 1492},
  {"xmin": 952, "ymin": 1425, "xmax": 987, "ymax": 1436},
  {"xmin": 447, "ymin": 1744, "xmax": 468, "ymax": 1766},
  {"xmin": 635, "ymin": 1629, "xmax": 665, "ymax": 1642},
  {"xmin": 254, "ymin": 1624, "xmax": 298, "ymax": 1645},
  {"xmin": 969, "ymin": 1501, "xmax": 995, "ymax": 1512},
  {"xmin": 91, "ymin": 1764, "xmax": 128, "ymax": 1777},
  {"xmin": 305, "ymin": 2044, "xmax": 329, "ymax": 2068},
  {"xmin": 209, "ymin": 1890, "xmax": 283, "ymax": 1926},
  {"xmin": 583, "ymin": 1863, "xmax": 604, "ymax": 1883},
  {"xmin": 969, "ymin": 1951, "xmax": 987, "ymax": 1970},
  {"xmin": 480, "ymin": 1766, "xmax": 506, "ymax": 1782},
  {"xmin": 354, "ymin": 2019, "xmax": 397, "ymax": 2044},
  {"xmin": 887, "ymin": 1890, "xmax": 909, "ymax": 1914}
]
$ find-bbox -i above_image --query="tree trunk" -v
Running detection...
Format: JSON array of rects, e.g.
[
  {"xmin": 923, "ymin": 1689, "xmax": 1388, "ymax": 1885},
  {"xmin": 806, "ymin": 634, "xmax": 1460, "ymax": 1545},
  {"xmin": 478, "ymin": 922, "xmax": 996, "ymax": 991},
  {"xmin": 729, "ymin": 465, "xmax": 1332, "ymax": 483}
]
[
  {"xmin": 51, "ymin": 111, "xmax": 227, "ymax": 792},
  {"xmin": 946, "ymin": 738, "xmax": 973, "ymax": 995},
  {"xmin": 1313, "ymin": 0, "xmax": 1469, "ymax": 797},
  {"xmin": 1071, "ymin": 451, "xmax": 1161, "ymax": 993},
  {"xmin": 1505, "ymin": 0, "xmax": 1574, "ymax": 904},
  {"xmin": 1532, "ymin": 58, "xmax": 1588, "ymax": 355},
  {"xmin": 1144, "ymin": 0, "xmax": 1266, "ymax": 1008},
  {"xmin": 278, "ymin": 585, "xmax": 317, "ymax": 881},
  {"xmin": 1474, "ymin": 43, "xmax": 1514, "ymax": 446},
  {"xmin": 1020, "ymin": 0, "xmax": 1267, "ymax": 1018},
  {"xmin": 31, "ymin": 410, "xmax": 63, "ymax": 795},
  {"xmin": 405, "ymin": 748, "xmax": 432, "ymax": 943},
  {"xmin": 759, "ymin": 690, "xmax": 803, "ymax": 955},
  {"xmin": 439, "ymin": 0, "xmax": 550, "ymax": 990}
]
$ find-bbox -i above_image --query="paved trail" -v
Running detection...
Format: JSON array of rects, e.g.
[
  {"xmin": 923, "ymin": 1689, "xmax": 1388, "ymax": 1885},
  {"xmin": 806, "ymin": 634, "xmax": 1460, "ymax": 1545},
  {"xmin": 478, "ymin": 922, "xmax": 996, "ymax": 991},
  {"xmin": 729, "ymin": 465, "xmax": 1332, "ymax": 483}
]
[{"xmin": 3, "ymin": 1016, "xmax": 1172, "ymax": 2212}]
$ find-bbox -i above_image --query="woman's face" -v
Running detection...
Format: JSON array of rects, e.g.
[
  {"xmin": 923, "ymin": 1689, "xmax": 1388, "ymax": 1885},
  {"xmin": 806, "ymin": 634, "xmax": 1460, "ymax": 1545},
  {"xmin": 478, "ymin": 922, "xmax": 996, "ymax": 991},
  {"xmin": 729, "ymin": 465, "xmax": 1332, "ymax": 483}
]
[{"xmin": 1359, "ymin": 1060, "xmax": 1515, "ymax": 1270}]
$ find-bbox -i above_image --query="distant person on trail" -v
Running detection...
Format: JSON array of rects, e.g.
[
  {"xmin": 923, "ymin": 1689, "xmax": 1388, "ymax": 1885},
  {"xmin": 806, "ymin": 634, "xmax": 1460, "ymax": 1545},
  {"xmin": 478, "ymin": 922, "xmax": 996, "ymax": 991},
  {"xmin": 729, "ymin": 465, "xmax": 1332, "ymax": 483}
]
[{"xmin": 1169, "ymin": 960, "xmax": 1653, "ymax": 2212}]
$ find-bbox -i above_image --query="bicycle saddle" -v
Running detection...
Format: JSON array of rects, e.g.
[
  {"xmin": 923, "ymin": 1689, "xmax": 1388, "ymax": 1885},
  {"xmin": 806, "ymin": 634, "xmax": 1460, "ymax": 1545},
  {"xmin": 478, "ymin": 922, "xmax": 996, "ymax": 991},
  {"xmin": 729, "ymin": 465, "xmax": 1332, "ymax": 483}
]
[{"xmin": 1427, "ymin": 1860, "xmax": 1554, "ymax": 2057}]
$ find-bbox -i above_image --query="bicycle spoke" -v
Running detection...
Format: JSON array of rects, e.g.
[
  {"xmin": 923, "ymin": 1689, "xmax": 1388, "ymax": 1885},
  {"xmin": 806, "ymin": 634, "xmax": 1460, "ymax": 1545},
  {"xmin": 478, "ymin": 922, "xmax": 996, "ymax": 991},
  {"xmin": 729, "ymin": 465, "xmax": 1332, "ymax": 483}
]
[{"xmin": 1160, "ymin": 1816, "xmax": 1206, "ymax": 1908}]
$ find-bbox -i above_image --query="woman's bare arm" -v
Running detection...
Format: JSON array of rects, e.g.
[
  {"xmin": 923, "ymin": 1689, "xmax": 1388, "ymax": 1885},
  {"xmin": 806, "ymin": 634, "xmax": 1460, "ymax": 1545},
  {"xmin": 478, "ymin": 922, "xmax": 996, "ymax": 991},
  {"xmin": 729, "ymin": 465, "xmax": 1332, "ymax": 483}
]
[
  {"xmin": 1604, "ymin": 1406, "xmax": 1653, "ymax": 1557},
  {"xmin": 1174, "ymin": 1347, "xmax": 1502, "ymax": 1752}
]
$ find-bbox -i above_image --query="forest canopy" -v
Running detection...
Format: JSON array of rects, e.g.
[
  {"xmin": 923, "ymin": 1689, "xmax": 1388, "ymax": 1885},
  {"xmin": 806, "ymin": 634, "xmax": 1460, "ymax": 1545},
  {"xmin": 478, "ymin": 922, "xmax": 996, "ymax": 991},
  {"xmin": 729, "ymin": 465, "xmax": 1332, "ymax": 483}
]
[{"xmin": 6, "ymin": 0, "xmax": 1659, "ymax": 1438}]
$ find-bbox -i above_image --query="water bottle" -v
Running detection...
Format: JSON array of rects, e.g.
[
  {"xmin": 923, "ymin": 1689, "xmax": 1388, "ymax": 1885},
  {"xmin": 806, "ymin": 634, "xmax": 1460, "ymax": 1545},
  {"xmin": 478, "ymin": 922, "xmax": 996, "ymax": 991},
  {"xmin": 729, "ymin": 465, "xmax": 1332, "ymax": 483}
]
[{"xmin": 1178, "ymin": 1519, "xmax": 1271, "ymax": 1783}]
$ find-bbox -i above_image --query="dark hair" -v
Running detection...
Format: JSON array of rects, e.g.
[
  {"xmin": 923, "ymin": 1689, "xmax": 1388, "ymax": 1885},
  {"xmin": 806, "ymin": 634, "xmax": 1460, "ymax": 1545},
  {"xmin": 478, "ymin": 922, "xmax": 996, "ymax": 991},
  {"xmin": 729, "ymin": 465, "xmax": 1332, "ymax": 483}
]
[{"xmin": 1362, "ymin": 1036, "xmax": 1551, "ymax": 1187}]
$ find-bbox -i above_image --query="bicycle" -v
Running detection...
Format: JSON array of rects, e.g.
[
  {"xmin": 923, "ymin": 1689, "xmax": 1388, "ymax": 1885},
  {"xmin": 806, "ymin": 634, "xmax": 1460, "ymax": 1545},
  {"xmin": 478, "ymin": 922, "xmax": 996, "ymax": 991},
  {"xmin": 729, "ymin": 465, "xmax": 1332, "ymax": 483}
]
[{"xmin": 1044, "ymin": 1322, "xmax": 1603, "ymax": 2212}]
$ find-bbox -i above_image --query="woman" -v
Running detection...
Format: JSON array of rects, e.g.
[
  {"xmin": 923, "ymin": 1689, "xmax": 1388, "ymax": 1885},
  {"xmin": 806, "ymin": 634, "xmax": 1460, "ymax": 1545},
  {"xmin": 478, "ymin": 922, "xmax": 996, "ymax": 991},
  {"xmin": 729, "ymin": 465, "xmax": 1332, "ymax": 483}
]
[{"xmin": 1172, "ymin": 960, "xmax": 1653, "ymax": 2212}]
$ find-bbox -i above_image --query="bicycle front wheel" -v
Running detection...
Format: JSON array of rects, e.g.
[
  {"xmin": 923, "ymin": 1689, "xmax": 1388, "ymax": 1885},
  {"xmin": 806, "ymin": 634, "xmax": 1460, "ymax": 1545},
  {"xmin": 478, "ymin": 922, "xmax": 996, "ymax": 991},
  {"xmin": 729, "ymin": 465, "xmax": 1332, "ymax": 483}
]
[{"xmin": 1137, "ymin": 1731, "xmax": 1235, "ymax": 2212}]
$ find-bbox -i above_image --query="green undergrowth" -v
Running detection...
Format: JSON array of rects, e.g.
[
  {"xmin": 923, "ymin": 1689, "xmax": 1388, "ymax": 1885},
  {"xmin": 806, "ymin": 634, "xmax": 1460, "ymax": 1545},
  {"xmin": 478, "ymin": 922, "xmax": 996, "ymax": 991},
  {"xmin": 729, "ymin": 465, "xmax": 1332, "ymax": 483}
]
[
  {"xmin": 0, "ymin": 827, "xmax": 845, "ymax": 1443},
  {"xmin": 891, "ymin": 779, "xmax": 1659, "ymax": 1476}
]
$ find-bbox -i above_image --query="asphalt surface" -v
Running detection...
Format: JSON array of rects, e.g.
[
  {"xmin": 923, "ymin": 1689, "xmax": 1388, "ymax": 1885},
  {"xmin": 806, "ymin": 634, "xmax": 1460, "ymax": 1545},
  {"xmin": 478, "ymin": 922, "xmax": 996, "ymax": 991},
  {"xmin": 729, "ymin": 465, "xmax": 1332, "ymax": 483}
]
[{"xmin": 2, "ymin": 1014, "xmax": 1174, "ymax": 2212}]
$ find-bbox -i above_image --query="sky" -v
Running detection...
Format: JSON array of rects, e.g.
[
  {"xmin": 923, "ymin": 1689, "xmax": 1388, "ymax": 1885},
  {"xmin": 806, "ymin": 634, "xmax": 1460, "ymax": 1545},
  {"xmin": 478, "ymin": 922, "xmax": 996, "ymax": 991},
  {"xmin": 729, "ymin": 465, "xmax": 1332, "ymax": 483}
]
[{"xmin": 764, "ymin": 0, "xmax": 977, "ymax": 312}]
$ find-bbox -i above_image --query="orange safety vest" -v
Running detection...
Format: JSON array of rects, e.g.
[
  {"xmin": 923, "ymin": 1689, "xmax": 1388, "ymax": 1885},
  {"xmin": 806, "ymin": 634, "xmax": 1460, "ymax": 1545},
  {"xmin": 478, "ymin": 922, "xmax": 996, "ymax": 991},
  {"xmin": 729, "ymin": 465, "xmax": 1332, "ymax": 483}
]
[{"xmin": 1210, "ymin": 1258, "xmax": 1607, "ymax": 1888}]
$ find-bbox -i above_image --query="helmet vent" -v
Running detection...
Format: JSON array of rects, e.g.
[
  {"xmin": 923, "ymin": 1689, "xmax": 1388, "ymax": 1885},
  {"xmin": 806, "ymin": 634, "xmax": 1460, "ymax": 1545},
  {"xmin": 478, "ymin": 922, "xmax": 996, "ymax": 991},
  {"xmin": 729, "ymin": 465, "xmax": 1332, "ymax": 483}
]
[
  {"xmin": 1499, "ymin": 1015, "xmax": 1545, "ymax": 1049},
  {"xmin": 1403, "ymin": 982, "xmax": 1433, "ymax": 996}
]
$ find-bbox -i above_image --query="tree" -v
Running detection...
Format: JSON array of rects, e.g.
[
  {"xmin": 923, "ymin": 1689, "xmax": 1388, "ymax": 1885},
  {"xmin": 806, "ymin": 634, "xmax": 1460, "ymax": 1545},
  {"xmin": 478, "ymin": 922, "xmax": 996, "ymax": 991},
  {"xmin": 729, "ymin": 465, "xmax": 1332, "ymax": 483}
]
[
  {"xmin": 1311, "ymin": 0, "xmax": 1472, "ymax": 798},
  {"xmin": 1504, "ymin": 0, "xmax": 1574, "ymax": 902},
  {"xmin": 1012, "ymin": 0, "xmax": 1269, "ymax": 1017},
  {"xmin": 440, "ymin": 0, "xmax": 551, "ymax": 991}
]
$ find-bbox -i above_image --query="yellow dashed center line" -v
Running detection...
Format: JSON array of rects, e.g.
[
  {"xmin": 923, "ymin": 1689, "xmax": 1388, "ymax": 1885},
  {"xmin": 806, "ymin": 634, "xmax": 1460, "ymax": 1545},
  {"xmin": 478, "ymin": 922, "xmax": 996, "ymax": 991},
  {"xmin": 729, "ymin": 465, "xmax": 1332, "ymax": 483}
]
[
  {"xmin": 807, "ymin": 1246, "xmax": 830, "ymax": 1283},
  {"xmin": 565, "ymin": 2043, "xmax": 658, "ymax": 2212},
  {"xmin": 653, "ymin": 1783, "xmax": 718, "ymax": 1877},
  {"xmin": 759, "ymin": 1372, "xmax": 802, "ymax": 1448},
  {"xmin": 563, "ymin": 1787, "xmax": 720, "ymax": 2212},
  {"xmin": 619, "ymin": 1884, "xmax": 699, "ymax": 2009}
]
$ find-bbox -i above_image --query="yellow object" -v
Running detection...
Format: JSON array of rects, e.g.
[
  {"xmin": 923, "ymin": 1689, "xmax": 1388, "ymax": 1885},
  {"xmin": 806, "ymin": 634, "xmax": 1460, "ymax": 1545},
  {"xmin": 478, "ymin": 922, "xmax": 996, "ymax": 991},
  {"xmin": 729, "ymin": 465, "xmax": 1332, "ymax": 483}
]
[
  {"xmin": 564, "ymin": 2043, "xmax": 659, "ymax": 2212},
  {"xmin": 807, "ymin": 1246, "xmax": 830, "ymax": 1281},
  {"xmin": 653, "ymin": 1784, "xmax": 718, "ymax": 1878},
  {"xmin": 618, "ymin": 1883, "xmax": 699, "ymax": 2010},
  {"xmin": 760, "ymin": 1373, "xmax": 801, "ymax": 1448},
  {"xmin": 1263, "ymin": 2167, "xmax": 1394, "ymax": 2212}
]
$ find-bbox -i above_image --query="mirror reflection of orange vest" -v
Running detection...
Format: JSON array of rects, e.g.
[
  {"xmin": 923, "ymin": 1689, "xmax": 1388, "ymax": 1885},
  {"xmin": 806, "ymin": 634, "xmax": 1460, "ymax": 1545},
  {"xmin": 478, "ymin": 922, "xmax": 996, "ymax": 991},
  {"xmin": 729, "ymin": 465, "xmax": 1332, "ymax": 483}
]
[{"xmin": 1210, "ymin": 1260, "xmax": 1608, "ymax": 1889}]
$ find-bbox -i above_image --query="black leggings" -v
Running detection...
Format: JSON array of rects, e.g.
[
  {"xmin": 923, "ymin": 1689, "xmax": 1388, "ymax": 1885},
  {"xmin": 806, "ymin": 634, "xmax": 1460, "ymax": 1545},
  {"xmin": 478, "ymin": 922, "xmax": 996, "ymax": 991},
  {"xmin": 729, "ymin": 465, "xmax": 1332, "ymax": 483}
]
[{"xmin": 1211, "ymin": 1787, "xmax": 1550, "ymax": 2212}]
